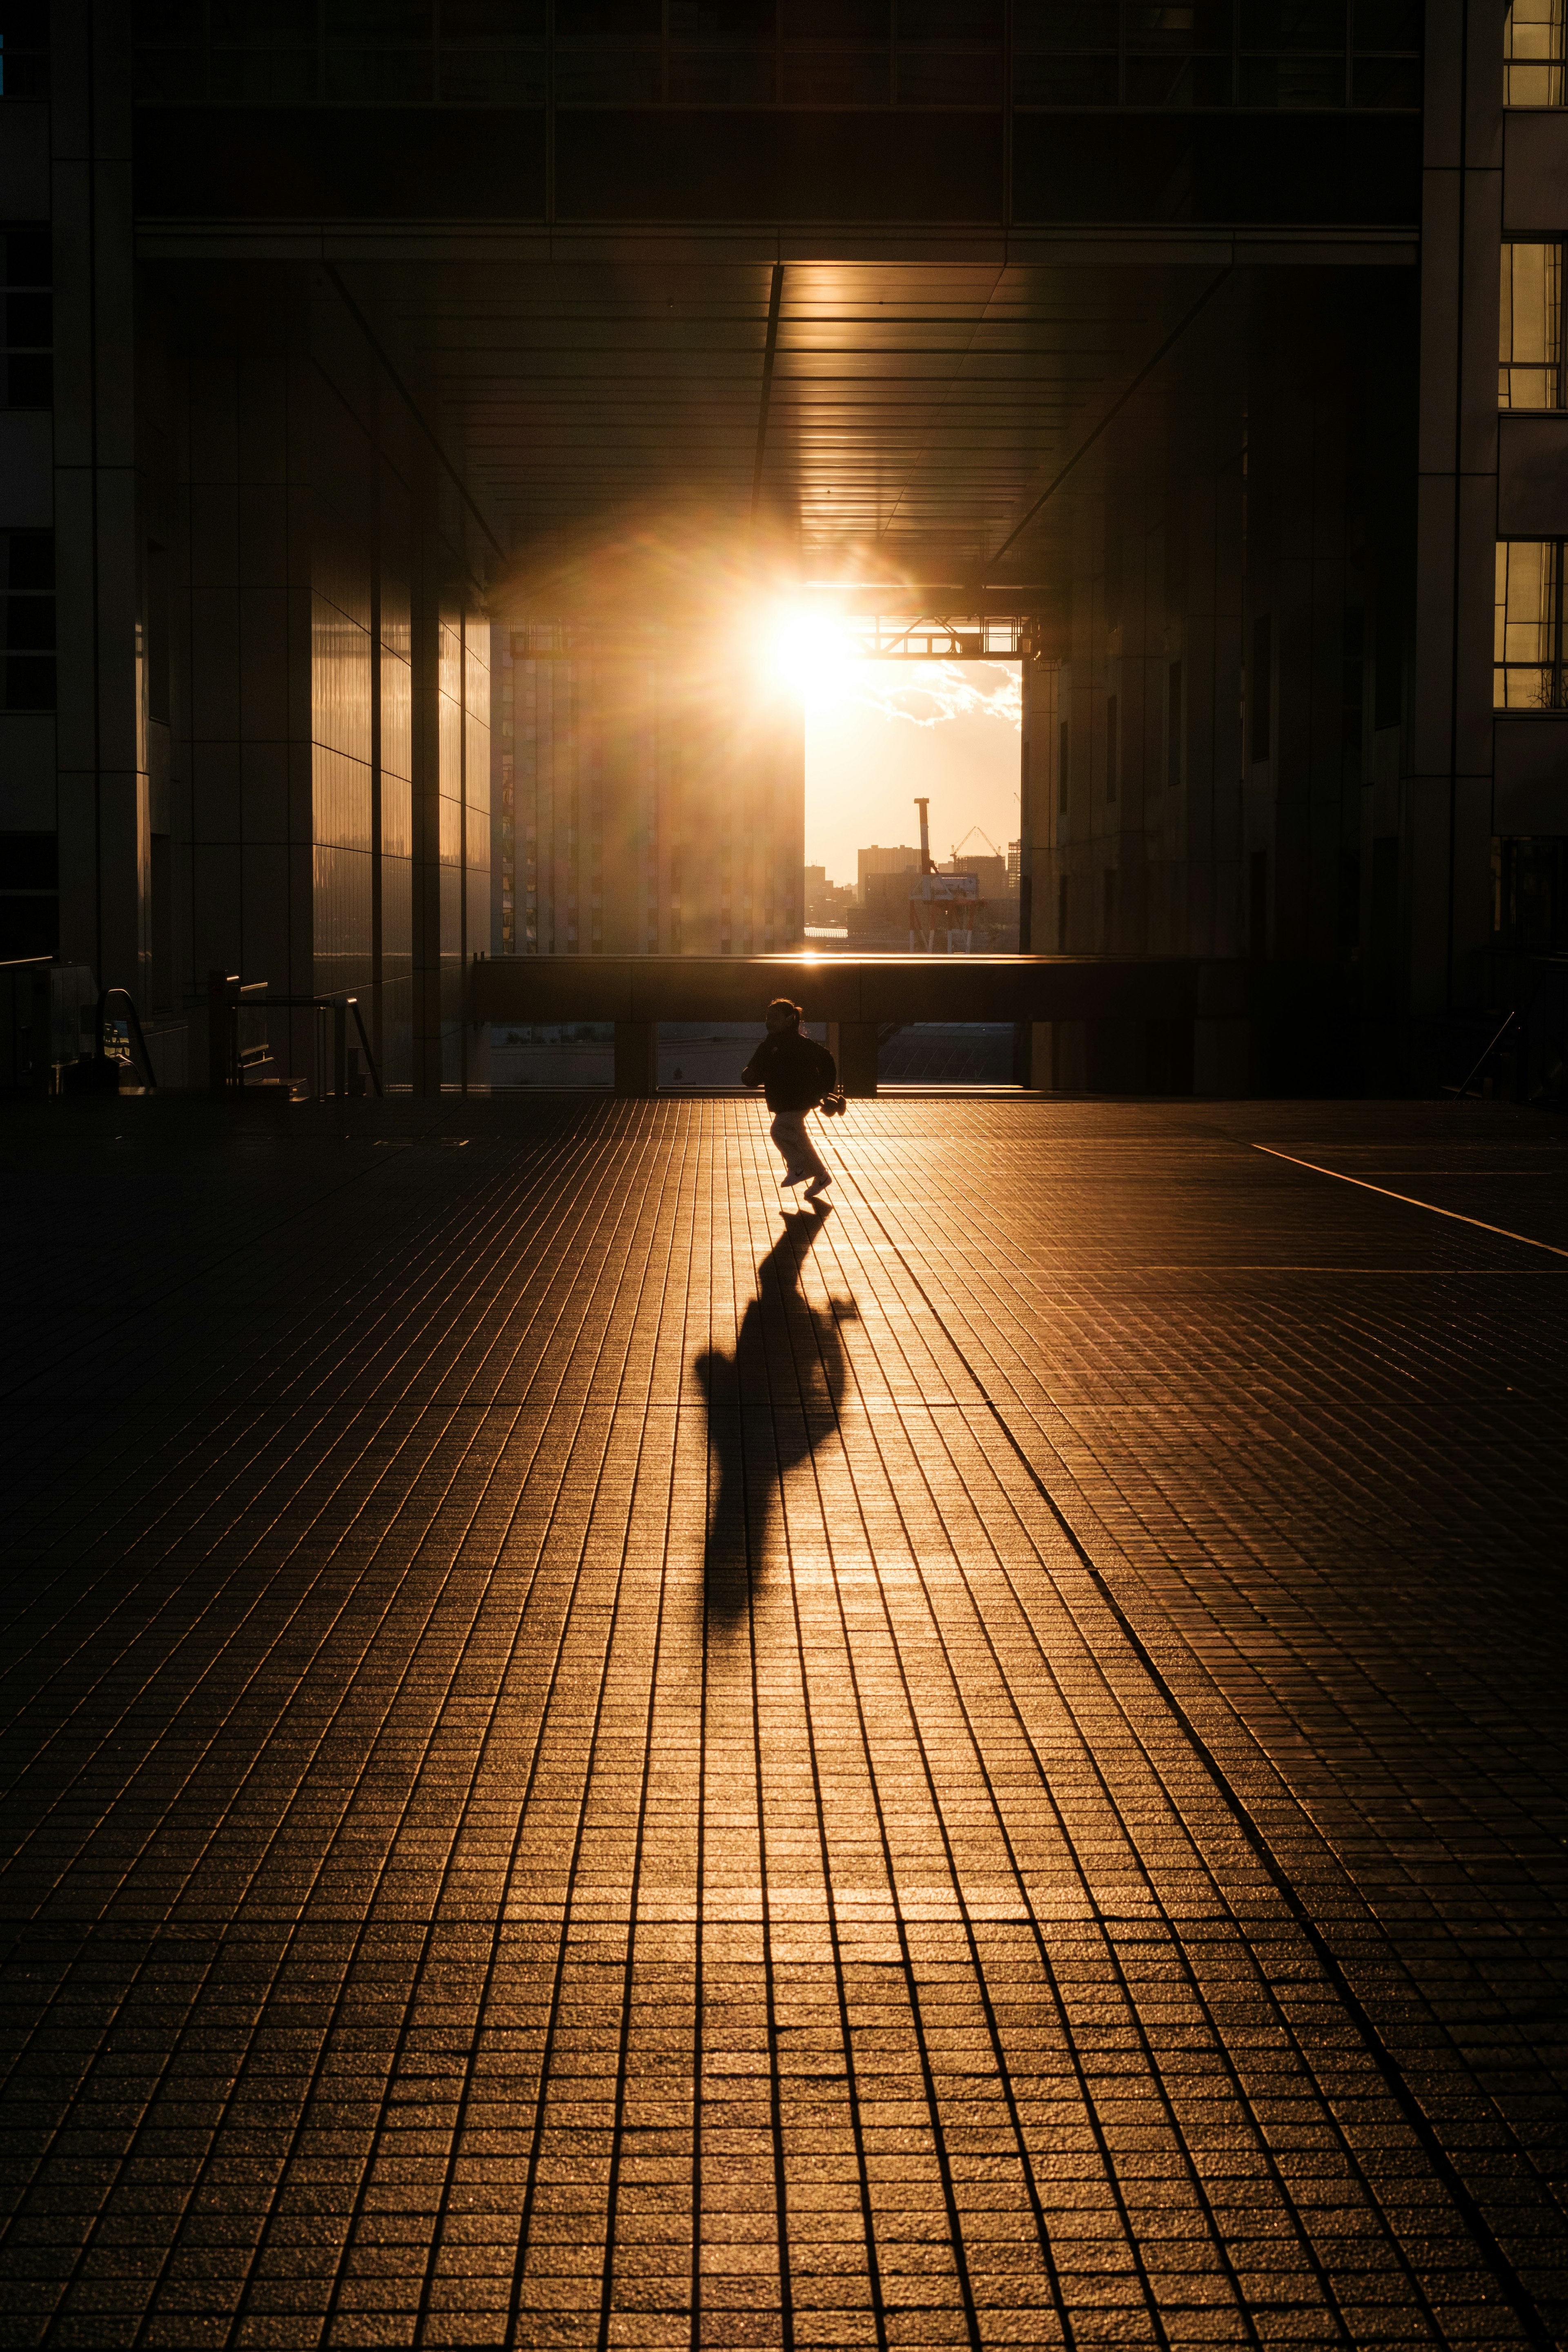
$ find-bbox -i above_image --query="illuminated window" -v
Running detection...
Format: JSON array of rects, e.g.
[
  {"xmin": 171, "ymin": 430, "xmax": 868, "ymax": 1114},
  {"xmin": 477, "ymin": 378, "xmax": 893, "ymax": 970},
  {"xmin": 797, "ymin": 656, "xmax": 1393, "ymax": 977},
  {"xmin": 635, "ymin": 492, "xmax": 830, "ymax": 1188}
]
[
  {"xmin": 1501, "ymin": 243, "xmax": 1562, "ymax": 404},
  {"xmin": 1494, "ymin": 541, "xmax": 1567, "ymax": 707},
  {"xmin": 1505, "ymin": 0, "xmax": 1564, "ymax": 104}
]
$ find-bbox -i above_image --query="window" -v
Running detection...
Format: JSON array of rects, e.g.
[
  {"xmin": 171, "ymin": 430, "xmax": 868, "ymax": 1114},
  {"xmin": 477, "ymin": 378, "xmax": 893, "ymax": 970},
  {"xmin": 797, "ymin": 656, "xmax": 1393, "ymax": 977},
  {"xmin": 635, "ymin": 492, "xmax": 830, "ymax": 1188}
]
[
  {"xmin": 1501, "ymin": 244, "xmax": 1563, "ymax": 405},
  {"xmin": 0, "ymin": 4, "xmax": 51, "ymax": 99},
  {"xmin": 0, "ymin": 530, "xmax": 54, "ymax": 710},
  {"xmin": 0, "ymin": 831, "xmax": 57, "ymax": 961},
  {"xmin": 1250, "ymin": 613, "xmax": 1272, "ymax": 760},
  {"xmin": 1012, "ymin": 0, "xmax": 1417, "ymax": 107},
  {"xmin": 1167, "ymin": 659, "xmax": 1183, "ymax": 786},
  {"xmin": 1493, "ymin": 835, "xmax": 1568, "ymax": 949},
  {"xmin": 1058, "ymin": 717, "xmax": 1069, "ymax": 813},
  {"xmin": 1374, "ymin": 603, "xmax": 1403, "ymax": 726},
  {"xmin": 1495, "ymin": 541, "xmax": 1568, "ymax": 706},
  {"xmin": 0, "ymin": 230, "xmax": 51, "ymax": 409},
  {"xmin": 1506, "ymin": 0, "xmax": 1563, "ymax": 101}
]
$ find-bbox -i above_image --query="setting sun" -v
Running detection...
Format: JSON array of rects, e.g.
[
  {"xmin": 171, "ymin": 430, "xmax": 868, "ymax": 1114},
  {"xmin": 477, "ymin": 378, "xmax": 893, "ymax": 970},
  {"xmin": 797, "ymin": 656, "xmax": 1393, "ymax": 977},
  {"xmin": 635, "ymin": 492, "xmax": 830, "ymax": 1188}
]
[{"xmin": 768, "ymin": 605, "xmax": 858, "ymax": 703}]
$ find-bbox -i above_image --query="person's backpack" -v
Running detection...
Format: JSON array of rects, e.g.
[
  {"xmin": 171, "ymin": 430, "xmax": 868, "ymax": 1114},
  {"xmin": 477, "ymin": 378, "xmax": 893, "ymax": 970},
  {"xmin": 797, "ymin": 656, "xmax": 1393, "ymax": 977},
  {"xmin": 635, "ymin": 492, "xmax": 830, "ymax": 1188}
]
[{"xmin": 811, "ymin": 1039, "xmax": 846, "ymax": 1115}]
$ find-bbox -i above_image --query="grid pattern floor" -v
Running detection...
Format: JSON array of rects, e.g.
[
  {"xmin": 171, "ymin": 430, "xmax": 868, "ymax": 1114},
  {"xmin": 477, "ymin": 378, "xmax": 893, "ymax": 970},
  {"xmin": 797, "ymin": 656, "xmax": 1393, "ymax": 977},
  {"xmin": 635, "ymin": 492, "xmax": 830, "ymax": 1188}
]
[{"xmin": 0, "ymin": 1094, "xmax": 1563, "ymax": 2352}]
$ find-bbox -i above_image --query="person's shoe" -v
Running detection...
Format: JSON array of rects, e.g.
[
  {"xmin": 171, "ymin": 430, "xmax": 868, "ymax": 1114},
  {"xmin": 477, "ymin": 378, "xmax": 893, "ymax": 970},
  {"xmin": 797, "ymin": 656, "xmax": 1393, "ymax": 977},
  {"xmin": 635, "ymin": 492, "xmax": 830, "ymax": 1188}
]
[
  {"xmin": 804, "ymin": 1176, "xmax": 831, "ymax": 1199},
  {"xmin": 781, "ymin": 1171, "xmax": 807, "ymax": 1187}
]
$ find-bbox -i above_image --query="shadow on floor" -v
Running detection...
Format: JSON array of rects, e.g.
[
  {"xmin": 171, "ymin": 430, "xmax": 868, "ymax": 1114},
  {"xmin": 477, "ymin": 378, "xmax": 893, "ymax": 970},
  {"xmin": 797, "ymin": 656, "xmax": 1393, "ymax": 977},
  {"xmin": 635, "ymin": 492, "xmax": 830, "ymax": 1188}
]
[{"xmin": 694, "ymin": 1203, "xmax": 854, "ymax": 1620}]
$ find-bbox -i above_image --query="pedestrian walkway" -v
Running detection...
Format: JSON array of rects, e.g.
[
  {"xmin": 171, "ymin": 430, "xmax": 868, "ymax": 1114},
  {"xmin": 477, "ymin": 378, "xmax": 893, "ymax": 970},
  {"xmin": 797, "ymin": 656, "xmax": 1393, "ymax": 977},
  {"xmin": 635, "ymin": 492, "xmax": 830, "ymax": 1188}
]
[{"xmin": 0, "ymin": 1095, "xmax": 1564, "ymax": 2352}]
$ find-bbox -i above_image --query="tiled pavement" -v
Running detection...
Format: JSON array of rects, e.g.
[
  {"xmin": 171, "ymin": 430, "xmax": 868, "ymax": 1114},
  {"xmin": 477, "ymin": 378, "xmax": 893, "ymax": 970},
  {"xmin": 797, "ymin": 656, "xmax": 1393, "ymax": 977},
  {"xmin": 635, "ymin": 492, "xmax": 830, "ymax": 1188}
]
[{"xmin": 0, "ymin": 1092, "xmax": 1564, "ymax": 2352}]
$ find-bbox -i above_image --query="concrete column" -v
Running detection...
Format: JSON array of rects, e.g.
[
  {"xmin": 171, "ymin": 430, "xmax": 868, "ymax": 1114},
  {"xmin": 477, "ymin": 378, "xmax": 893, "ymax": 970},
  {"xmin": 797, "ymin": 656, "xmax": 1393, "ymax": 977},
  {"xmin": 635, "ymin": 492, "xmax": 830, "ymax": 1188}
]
[
  {"xmin": 613, "ymin": 1020, "xmax": 657, "ymax": 1096},
  {"xmin": 410, "ymin": 516, "xmax": 443, "ymax": 1096},
  {"xmin": 1409, "ymin": 0, "xmax": 1503, "ymax": 1025},
  {"xmin": 830, "ymin": 1020, "xmax": 879, "ymax": 1096},
  {"xmin": 51, "ymin": 0, "xmax": 144, "ymax": 998},
  {"xmin": 1016, "ymin": 1020, "xmax": 1053, "ymax": 1088}
]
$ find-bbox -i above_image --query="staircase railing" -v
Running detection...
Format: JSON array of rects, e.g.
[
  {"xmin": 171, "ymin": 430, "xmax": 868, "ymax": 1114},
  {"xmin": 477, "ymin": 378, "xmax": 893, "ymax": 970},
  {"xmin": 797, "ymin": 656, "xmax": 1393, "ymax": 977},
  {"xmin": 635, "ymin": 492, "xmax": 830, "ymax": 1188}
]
[
  {"xmin": 1450, "ymin": 1010, "xmax": 1519, "ymax": 1101},
  {"xmin": 207, "ymin": 971, "xmax": 383, "ymax": 1100},
  {"xmin": 97, "ymin": 986, "xmax": 158, "ymax": 1089}
]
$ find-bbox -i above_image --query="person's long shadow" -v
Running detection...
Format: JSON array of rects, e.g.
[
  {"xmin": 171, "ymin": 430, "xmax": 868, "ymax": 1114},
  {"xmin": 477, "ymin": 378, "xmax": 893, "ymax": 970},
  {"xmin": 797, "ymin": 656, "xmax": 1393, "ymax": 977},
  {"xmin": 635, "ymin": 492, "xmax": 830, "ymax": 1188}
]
[{"xmin": 693, "ymin": 1205, "xmax": 856, "ymax": 1624}]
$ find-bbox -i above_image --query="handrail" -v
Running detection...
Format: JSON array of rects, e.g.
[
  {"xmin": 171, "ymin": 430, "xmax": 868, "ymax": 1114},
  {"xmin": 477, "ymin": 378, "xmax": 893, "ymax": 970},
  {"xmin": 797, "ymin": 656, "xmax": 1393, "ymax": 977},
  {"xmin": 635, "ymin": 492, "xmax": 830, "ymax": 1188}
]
[
  {"xmin": 97, "ymin": 986, "xmax": 158, "ymax": 1089},
  {"xmin": 249, "ymin": 994, "xmax": 384, "ymax": 1099},
  {"xmin": 209, "ymin": 975, "xmax": 383, "ymax": 1100},
  {"xmin": 1452, "ymin": 1010, "xmax": 1517, "ymax": 1100}
]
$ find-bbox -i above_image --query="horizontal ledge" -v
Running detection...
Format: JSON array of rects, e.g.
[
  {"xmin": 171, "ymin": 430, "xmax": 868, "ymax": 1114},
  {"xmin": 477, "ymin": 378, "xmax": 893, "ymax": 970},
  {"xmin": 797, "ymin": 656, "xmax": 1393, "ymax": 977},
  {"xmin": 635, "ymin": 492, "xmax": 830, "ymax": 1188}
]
[
  {"xmin": 472, "ymin": 953, "xmax": 1260, "ymax": 1024},
  {"xmin": 135, "ymin": 220, "xmax": 1419, "ymax": 267}
]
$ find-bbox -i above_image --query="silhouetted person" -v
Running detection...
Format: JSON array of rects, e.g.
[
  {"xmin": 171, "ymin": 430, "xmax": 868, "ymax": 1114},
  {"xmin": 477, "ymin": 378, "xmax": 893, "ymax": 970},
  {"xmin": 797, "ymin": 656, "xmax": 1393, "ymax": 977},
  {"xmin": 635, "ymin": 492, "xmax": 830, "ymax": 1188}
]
[
  {"xmin": 693, "ymin": 1214, "xmax": 854, "ymax": 1614},
  {"xmin": 741, "ymin": 996, "xmax": 836, "ymax": 1200}
]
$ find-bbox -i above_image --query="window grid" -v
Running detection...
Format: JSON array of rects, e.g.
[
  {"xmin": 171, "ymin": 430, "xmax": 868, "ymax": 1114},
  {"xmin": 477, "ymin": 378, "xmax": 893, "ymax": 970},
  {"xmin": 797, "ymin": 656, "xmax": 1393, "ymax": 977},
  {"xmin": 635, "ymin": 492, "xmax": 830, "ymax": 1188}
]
[
  {"xmin": 1505, "ymin": 0, "xmax": 1564, "ymax": 104},
  {"xmin": 1494, "ymin": 540, "xmax": 1568, "ymax": 710},
  {"xmin": 1500, "ymin": 243, "xmax": 1564, "ymax": 406},
  {"xmin": 131, "ymin": 0, "xmax": 1420, "ymax": 108},
  {"xmin": 0, "ymin": 231, "xmax": 51, "ymax": 412},
  {"xmin": 0, "ymin": 531, "xmax": 56, "ymax": 714}
]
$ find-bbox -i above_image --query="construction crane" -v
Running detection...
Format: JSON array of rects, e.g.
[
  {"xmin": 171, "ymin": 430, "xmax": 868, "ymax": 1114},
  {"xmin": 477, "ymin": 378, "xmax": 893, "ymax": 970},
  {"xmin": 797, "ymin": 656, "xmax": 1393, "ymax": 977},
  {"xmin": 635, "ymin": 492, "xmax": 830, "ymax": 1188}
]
[{"xmin": 909, "ymin": 797, "xmax": 982, "ymax": 953}]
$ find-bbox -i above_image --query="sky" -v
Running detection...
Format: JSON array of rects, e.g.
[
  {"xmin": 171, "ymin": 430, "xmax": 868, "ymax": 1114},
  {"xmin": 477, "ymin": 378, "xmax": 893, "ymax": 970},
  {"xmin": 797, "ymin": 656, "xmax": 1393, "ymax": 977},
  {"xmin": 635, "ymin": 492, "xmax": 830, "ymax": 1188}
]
[{"xmin": 802, "ymin": 659, "xmax": 1022, "ymax": 888}]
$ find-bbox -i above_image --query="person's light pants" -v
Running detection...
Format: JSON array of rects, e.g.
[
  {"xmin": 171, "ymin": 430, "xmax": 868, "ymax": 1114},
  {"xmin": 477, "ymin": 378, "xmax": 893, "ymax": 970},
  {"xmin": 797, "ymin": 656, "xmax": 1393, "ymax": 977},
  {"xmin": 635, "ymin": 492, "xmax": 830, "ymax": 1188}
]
[{"xmin": 769, "ymin": 1108, "xmax": 829, "ymax": 1188}]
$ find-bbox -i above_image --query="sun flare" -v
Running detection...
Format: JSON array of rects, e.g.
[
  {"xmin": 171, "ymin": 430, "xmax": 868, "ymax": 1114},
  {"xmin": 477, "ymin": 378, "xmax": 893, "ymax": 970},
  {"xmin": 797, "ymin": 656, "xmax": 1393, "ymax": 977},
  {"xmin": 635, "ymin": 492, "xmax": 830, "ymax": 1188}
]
[{"xmin": 768, "ymin": 606, "xmax": 859, "ymax": 703}]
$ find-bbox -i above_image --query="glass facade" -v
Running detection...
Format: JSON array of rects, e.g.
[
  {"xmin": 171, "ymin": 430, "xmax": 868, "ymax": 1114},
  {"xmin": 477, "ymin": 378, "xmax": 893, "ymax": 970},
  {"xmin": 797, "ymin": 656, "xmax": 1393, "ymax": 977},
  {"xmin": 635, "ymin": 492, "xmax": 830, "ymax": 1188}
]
[
  {"xmin": 1500, "ymin": 244, "xmax": 1562, "ymax": 406},
  {"xmin": 1492, "ymin": 835, "xmax": 1568, "ymax": 950},
  {"xmin": 312, "ymin": 490, "xmax": 377, "ymax": 1016},
  {"xmin": 499, "ymin": 626, "xmax": 800, "ymax": 959},
  {"xmin": 1504, "ymin": 0, "xmax": 1563, "ymax": 103},
  {"xmin": 133, "ymin": 0, "xmax": 1420, "ymax": 109},
  {"xmin": 0, "ymin": 531, "xmax": 55, "ymax": 713},
  {"xmin": 0, "ymin": 231, "xmax": 51, "ymax": 412},
  {"xmin": 380, "ymin": 539, "xmax": 414, "ymax": 1089},
  {"xmin": 1494, "ymin": 540, "xmax": 1567, "ymax": 708}
]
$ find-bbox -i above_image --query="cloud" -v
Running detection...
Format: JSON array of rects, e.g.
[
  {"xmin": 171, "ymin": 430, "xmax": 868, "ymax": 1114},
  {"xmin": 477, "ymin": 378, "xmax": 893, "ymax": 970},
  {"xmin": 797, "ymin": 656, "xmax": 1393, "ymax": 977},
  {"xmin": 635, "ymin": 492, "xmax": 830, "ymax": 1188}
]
[{"xmin": 834, "ymin": 659, "xmax": 1022, "ymax": 733}]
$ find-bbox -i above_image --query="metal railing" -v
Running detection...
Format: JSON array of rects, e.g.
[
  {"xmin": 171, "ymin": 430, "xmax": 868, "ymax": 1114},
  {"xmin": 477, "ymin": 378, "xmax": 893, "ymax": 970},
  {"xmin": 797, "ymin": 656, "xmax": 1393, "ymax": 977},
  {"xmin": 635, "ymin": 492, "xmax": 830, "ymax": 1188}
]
[
  {"xmin": 98, "ymin": 986, "xmax": 158, "ymax": 1089},
  {"xmin": 207, "ymin": 971, "xmax": 383, "ymax": 1099}
]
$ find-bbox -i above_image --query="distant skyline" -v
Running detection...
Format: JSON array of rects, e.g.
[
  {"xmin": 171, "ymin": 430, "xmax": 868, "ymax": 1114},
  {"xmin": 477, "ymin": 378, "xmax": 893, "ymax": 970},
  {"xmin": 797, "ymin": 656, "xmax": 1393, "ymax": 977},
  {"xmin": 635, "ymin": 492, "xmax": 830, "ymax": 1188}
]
[{"xmin": 803, "ymin": 659, "xmax": 1022, "ymax": 888}]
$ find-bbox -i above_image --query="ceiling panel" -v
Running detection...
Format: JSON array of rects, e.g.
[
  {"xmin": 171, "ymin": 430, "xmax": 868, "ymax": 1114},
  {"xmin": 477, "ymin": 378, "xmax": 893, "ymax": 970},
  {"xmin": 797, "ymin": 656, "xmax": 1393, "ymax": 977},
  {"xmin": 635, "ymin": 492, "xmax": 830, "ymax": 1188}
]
[{"xmin": 345, "ymin": 255, "xmax": 1225, "ymax": 598}]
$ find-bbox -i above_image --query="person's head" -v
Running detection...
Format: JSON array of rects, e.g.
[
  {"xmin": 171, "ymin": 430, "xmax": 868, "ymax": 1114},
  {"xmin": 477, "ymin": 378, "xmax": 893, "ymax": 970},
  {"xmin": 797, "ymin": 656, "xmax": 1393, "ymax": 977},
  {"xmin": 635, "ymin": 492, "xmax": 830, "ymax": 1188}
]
[{"xmin": 765, "ymin": 997, "xmax": 802, "ymax": 1034}]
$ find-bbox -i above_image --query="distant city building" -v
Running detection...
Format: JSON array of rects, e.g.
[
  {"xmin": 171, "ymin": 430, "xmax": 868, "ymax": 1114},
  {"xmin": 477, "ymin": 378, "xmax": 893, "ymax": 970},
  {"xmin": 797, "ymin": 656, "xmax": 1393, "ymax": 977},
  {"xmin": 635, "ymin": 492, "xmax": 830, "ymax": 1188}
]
[
  {"xmin": 495, "ymin": 627, "xmax": 802, "ymax": 958},
  {"xmin": 857, "ymin": 844, "xmax": 922, "ymax": 903},
  {"xmin": 942, "ymin": 853, "xmax": 1010, "ymax": 899}
]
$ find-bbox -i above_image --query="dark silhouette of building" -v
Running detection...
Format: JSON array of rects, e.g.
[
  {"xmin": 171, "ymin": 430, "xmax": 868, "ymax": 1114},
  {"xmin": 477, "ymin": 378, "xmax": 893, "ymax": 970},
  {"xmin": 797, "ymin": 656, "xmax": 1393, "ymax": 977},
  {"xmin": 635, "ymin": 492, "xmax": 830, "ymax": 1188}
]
[{"xmin": 0, "ymin": 2, "xmax": 1541, "ymax": 1091}]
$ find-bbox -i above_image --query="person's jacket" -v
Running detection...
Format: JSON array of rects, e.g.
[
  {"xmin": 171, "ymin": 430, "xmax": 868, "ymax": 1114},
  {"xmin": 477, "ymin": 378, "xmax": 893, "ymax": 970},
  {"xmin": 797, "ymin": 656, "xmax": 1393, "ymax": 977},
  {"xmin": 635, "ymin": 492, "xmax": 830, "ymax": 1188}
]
[{"xmin": 741, "ymin": 1028, "xmax": 837, "ymax": 1113}]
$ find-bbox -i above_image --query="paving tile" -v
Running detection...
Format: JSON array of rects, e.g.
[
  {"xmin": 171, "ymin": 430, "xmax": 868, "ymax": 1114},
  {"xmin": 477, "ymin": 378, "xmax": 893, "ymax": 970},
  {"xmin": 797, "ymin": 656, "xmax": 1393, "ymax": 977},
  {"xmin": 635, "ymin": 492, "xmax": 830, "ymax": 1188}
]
[{"xmin": 0, "ymin": 1093, "xmax": 1563, "ymax": 2350}]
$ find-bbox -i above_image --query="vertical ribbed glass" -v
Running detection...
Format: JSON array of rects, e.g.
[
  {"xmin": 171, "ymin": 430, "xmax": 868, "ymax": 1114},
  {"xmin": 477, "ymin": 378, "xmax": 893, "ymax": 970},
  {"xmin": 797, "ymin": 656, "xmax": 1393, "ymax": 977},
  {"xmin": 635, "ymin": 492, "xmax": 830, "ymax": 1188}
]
[
  {"xmin": 464, "ymin": 610, "xmax": 491, "ymax": 959},
  {"xmin": 1500, "ymin": 244, "xmax": 1561, "ymax": 404},
  {"xmin": 312, "ymin": 576, "xmax": 374, "ymax": 1004},
  {"xmin": 1505, "ymin": 0, "xmax": 1564, "ymax": 104}
]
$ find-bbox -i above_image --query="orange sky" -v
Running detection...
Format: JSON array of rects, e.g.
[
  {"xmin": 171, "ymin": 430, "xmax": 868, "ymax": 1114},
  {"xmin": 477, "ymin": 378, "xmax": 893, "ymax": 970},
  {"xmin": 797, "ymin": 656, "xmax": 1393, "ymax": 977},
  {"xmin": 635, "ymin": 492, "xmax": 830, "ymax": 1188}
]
[{"xmin": 802, "ymin": 659, "xmax": 1022, "ymax": 888}]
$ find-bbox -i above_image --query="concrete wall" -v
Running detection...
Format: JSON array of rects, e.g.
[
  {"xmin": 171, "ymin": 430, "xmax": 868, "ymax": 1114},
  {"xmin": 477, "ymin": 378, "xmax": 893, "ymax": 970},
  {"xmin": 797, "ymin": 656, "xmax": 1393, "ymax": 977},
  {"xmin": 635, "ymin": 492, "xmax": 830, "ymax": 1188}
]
[{"xmin": 1022, "ymin": 266, "xmax": 1418, "ymax": 1090}]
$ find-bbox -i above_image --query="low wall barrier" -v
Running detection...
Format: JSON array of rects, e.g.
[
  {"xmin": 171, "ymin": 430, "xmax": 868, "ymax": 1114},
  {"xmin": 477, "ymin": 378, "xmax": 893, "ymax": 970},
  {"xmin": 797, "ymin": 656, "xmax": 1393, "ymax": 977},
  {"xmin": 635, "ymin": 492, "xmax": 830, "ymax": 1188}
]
[{"xmin": 468, "ymin": 954, "xmax": 1261, "ymax": 1097}]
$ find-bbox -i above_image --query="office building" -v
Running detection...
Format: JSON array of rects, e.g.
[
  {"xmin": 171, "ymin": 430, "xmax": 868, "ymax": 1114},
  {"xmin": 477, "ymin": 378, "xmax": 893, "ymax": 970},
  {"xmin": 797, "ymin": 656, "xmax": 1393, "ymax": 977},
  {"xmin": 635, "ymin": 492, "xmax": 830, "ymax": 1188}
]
[{"xmin": 0, "ymin": 2, "xmax": 1549, "ymax": 1091}]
